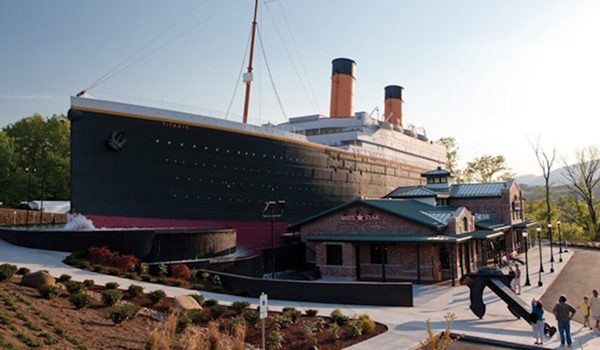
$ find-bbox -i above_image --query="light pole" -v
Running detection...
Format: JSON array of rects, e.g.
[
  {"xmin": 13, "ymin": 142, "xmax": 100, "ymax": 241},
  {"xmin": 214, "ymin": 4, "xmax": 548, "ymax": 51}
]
[
  {"xmin": 537, "ymin": 226, "xmax": 543, "ymax": 286},
  {"xmin": 262, "ymin": 200, "xmax": 286, "ymax": 279},
  {"xmin": 548, "ymin": 223, "xmax": 554, "ymax": 273},
  {"xmin": 25, "ymin": 167, "xmax": 31, "ymax": 225},
  {"xmin": 557, "ymin": 220, "xmax": 563, "ymax": 262},
  {"xmin": 522, "ymin": 230, "xmax": 531, "ymax": 286}
]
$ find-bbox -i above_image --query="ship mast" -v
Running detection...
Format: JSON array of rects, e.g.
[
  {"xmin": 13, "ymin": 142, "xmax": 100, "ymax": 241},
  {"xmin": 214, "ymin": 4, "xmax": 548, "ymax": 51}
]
[{"xmin": 242, "ymin": 0, "xmax": 259, "ymax": 124}]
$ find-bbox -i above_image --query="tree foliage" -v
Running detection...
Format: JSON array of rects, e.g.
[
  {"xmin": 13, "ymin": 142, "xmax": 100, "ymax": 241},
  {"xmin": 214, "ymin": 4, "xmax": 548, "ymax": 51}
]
[
  {"xmin": 438, "ymin": 137, "xmax": 459, "ymax": 174},
  {"xmin": 462, "ymin": 155, "xmax": 514, "ymax": 183},
  {"xmin": 561, "ymin": 146, "xmax": 600, "ymax": 240},
  {"xmin": 0, "ymin": 113, "xmax": 70, "ymax": 206}
]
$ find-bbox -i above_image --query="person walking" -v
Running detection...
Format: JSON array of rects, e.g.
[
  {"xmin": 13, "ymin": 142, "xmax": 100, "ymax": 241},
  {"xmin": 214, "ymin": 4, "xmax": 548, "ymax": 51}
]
[
  {"xmin": 531, "ymin": 298, "xmax": 545, "ymax": 345},
  {"xmin": 590, "ymin": 289, "xmax": 600, "ymax": 332},
  {"xmin": 553, "ymin": 294, "xmax": 576, "ymax": 347},
  {"xmin": 513, "ymin": 264, "xmax": 522, "ymax": 295}
]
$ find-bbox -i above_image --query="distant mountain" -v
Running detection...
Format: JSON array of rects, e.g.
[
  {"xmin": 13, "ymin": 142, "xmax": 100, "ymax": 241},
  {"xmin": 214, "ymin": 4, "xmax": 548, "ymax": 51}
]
[{"xmin": 516, "ymin": 165, "xmax": 572, "ymax": 187}]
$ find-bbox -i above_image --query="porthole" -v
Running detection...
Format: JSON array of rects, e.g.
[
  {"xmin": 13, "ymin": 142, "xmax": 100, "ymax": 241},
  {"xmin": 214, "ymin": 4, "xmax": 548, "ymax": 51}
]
[
  {"xmin": 204, "ymin": 146, "xmax": 209, "ymax": 150},
  {"xmin": 237, "ymin": 151, "xmax": 241, "ymax": 155},
  {"xmin": 174, "ymin": 160, "xmax": 178, "ymax": 164},
  {"xmin": 165, "ymin": 158, "xmax": 169, "ymax": 162},
  {"xmin": 226, "ymin": 149, "xmax": 230, "ymax": 153},
  {"xmin": 167, "ymin": 141, "xmax": 172, "ymax": 145},
  {"xmin": 155, "ymin": 139, "xmax": 160, "ymax": 143},
  {"xmin": 245, "ymin": 152, "xmax": 248, "ymax": 155},
  {"xmin": 193, "ymin": 145, "xmax": 197, "ymax": 148},
  {"xmin": 180, "ymin": 142, "xmax": 184, "ymax": 147},
  {"xmin": 182, "ymin": 160, "xmax": 186, "ymax": 164},
  {"xmin": 175, "ymin": 176, "xmax": 179, "ymax": 180},
  {"xmin": 173, "ymin": 194, "xmax": 177, "ymax": 198},
  {"xmin": 215, "ymin": 148, "xmax": 219, "ymax": 152},
  {"xmin": 263, "ymin": 154, "xmax": 266, "ymax": 158}
]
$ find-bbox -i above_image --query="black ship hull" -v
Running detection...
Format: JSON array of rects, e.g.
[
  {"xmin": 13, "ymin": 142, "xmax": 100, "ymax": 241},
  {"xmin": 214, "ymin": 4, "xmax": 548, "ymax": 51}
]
[{"xmin": 69, "ymin": 105, "xmax": 442, "ymax": 247}]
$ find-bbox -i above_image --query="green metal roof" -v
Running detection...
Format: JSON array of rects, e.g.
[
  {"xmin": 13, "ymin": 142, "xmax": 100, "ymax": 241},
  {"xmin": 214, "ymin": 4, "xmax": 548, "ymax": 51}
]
[
  {"xmin": 386, "ymin": 186, "xmax": 438, "ymax": 198},
  {"xmin": 421, "ymin": 167, "xmax": 452, "ymax": 177},
  {"xmin": 475, "ymin": 219, "xmax": 511, "ymax": 231},
  {"xmin": 306, "ymin": 233, "xmax": 472, "ymax": 244},
  {"xmin": 450, "ymin": 182, "xmax": 510, "ymax": 198},
  {"xmin": 512, "ymin": 220, "xmax": 537, "ymax": 229},
  {"xmin": 470, "ymin": 230, "xmax": 505, "ymax": 239},
  {"xmin": 288, "ymin": 199, "xmax": 458, "ymax": 231}
]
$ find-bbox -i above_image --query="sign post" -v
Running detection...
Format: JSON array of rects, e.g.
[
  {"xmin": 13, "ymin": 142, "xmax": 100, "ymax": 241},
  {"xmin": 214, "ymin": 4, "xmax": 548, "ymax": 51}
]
[{"xmin": 259, "ymin": 292, "xmax": 268, "ymax": 350}]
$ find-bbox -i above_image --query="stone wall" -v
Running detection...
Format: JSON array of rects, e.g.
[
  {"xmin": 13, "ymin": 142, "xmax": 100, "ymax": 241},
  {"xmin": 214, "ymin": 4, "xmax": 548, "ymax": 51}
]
[{"xmin": 0, "ymin": 208, "xmax": 66, "ymax": 226}]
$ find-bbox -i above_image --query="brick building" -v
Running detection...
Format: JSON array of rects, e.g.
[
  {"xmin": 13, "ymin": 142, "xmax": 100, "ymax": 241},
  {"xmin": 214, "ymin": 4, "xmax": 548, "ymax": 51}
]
[{"xmin": 289, "ymin": 167, "xmax": 535, "ymax": 284}]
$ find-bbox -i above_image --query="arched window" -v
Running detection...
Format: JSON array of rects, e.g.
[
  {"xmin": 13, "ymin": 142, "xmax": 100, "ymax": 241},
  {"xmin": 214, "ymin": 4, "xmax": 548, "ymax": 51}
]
[{"xmin": 462, "ymin": 217, "xmax": 469, "ymax": 232}]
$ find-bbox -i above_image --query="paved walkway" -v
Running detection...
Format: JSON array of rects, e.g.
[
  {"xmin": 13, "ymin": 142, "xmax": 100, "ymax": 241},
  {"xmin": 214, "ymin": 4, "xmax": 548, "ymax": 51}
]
[{"xmin": 1, "ymin": 239, "xmax": 599, "ymax": 349}]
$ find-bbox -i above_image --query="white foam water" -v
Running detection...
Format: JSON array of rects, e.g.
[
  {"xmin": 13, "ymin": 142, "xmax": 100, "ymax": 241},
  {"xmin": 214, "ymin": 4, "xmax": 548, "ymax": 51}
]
[{"xmin": 63, "ymin": 213, "xmax": 96, "ymax": 231}]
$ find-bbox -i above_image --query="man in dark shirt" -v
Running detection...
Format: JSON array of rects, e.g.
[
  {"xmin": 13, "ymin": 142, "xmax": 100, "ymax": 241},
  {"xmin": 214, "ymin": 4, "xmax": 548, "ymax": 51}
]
[{"xmin": 553, "ymin": 294, "xmax": 576, "ymax": 347}]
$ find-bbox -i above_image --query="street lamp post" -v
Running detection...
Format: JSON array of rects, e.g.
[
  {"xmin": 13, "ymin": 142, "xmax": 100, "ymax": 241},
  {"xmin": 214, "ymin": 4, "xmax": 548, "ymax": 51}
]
[
  {"xmin": 262, "ymin": 200, "xmax": 286, "ymax": 280},
  {"xmin": 557, "ymin": 220, "xmax": 563, "ymax": 262},
  {"xmin": 25, "ymin": 167, "xmax": 31, "ymax": 225},
  {"xmin": 548, "ymin": 223, "xmax": 554, "ymax": 273},
  {"xmin": 522, "ymin": 230, "xmax": 531, "ymax": 286},
  {"xmin": 537, "ymin": 226, "xmax": 543, "ymax": 287}
]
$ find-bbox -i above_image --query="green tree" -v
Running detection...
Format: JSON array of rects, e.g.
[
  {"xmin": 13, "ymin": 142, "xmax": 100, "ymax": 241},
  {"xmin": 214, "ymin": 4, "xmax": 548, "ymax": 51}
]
[
  {"xmin": 562, "ymin": 146, "xmax": 600, "ymax": 240},
  {"xmin": 438, "ymin": 137, "xmax": 459, "ymax": 173},
  {"xmin": 462, "ymin": 155, "xmax": 514, "ymax": 183},
  {"xmin": 0, "ymin": 113, "xmax": 70, "ymax": 206}
]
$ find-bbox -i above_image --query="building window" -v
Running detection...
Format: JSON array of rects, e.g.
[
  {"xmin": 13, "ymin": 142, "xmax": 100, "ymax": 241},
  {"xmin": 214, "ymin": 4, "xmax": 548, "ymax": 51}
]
[
  {"xmin": 370, "ymin": 245, "xmax": 388, "ymax": 264},
  {"xmin": 439, "ymin": 245, "xmax": 450, "ymax": 269},
  {"xmin": 427, "ymin": 178, "xmax": 433, "ymax": 184},
  {"xmin": 326, "ymin": 244, "xmax": 343, "ymax": 265},
  {"xmin": 462, "ymin": 217, "xmax": 469, "ymax": 232},
  {"xmin": 441, "ymin": 177, "xmax": 447, "ymax": 183}
]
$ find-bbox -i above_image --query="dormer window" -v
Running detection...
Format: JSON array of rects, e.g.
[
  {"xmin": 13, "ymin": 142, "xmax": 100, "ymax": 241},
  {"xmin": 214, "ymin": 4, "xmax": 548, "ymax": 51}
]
[
  {"xmin": 434, "ymin": 177, "xmax": 440, "ymax": 184},
  {"xmin": 441, "ymin": 177, "xmax": 447, "ymax": 183},
  {"xmin": 462, "ymin": 217, "xmax": 469, "ymax": 232},
  {"xmin": 427, "ymin": 178, "xmax": 433, "ymax": 184}
]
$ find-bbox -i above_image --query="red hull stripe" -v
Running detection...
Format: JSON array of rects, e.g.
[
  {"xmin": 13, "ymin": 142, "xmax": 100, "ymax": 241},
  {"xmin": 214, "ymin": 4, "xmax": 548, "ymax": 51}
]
[{"xmin": 85, "ymin": 215, "xmax": 290, "ymax": 248}]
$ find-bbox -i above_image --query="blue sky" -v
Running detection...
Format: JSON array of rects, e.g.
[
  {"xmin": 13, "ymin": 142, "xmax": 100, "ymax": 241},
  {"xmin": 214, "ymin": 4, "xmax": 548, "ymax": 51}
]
[{"xmin": 1, "ymin": 0, "xmax": 599, "ymax": 176}]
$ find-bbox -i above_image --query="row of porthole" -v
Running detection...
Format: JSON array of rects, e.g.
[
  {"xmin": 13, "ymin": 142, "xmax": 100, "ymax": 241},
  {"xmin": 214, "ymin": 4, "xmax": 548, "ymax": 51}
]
[
  {"xmin": 156, "ymin": 139, "xmax": 305, "ymax": 162},
  {"xmin": 169, "ymin": 194, "xmax": 328, "ymax": 206},
  {"xmin": 164, "ymin": 158, "xmax": 316, "ymax": 178},
  {"xmin": 172, "ymin": 175, "xmax": 311, "ymax": 192}
]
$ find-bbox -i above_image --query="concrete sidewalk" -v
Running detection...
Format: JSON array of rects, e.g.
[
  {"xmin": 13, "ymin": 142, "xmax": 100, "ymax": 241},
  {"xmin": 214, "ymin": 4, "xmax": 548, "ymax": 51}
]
[{"xmin": 1, "ymin": 239, "xmax": 599, "ymax": 349}]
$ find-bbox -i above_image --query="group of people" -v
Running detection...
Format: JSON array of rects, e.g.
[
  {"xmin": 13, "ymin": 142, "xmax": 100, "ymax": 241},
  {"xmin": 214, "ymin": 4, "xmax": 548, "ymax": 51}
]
[{"xmin": 530, "ymin": 289, "xmax": 600, "ymax": 347}]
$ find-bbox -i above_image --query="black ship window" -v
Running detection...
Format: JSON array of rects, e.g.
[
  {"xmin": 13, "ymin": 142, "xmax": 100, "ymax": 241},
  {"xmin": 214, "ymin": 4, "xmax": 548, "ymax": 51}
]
[
  {"xmin": 326, "ymin": 244, "xmax": 343, "ymax": 265},
  {"xmin": 155, "ymin": 139, "xmax": 159, "ymax": 143},
  {"xmin": 205, "ymin": 146, "xmax": 209, "ymax": 150},
  {"xmin": 193, "ymin": 145, "xmax": 197, "ymax": 148},
  {"xmin": 215, "ymin": 148, "xmax": 219, "ymax": 152},
  {"xmin": 180, "ymin": 143, "xmax": 184, "ymax": 147}
]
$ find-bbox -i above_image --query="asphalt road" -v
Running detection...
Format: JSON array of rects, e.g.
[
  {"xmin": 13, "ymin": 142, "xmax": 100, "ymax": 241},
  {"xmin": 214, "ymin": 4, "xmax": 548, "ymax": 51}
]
[{"xmin": 540, "ymin": 248, "xmax": 600, "ymax": 326}]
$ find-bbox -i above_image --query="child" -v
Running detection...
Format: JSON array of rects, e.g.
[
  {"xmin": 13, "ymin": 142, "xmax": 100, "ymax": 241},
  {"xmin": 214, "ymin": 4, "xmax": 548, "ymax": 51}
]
[{"xmin": 578, "ymin": 295, "xmax": 592, "ymax": 330}]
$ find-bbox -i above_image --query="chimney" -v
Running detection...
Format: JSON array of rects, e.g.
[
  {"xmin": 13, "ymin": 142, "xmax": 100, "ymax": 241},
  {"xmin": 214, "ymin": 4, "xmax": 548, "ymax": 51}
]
[
  {"xmin": 384, "ymin": 85, "xmax": 403, "ymax": 127},
  {"xmin": 329, "ymin": 58, "xmax": 356, "ymax": 118}
]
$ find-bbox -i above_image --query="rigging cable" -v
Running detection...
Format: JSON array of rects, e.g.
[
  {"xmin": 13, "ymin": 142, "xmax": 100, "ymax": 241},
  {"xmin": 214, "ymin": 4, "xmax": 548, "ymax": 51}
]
[
  {"xmin": 273, "ymin": 0, "xmax": 321, "ymax": 112},
  {"xmin": 263, "ymin": 1, "xmax": 318, "ymax": 113},
  {"xmin": 82, "ymin": 0, "xmax": 240, "ymax": 93},
  {"xmin": 225, "ymin": 29, "xmax": 253, "ymax": 119},
  {"xmin": 256, "ymin": 26, "xmax": 288, "ymax": 120}
]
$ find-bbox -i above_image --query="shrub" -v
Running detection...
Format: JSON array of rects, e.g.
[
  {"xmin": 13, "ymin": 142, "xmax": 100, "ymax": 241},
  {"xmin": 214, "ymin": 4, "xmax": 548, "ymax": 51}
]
[
  {"xmin": 201, "ymin": 272, "xmax": 211, "ymax": 281},
  {"xmin": 105, "ymin": 282, "xmax": 119, "ymax": 290},
  {"xmin": 358, "ymin": 313, "xmax": 376, "ymax": 334},
  {"xmin": 57, "ymin": 274, "xmax": 71, "ymax": 283},
  {"xmin": 102, "ymin": 289, "xmax": 123, "ymax": 305},
  {"xmin": 138, "ymin": 263, "xmax": 149, "ymax": 275},
  {"xmin": 109, "ymin": 304, "xmax": 141, "ymax": 324},
  {"xmin": 108, "ymin": 268, "xmax": 120, "ymax": 276},
  {"xmin": 170, "ymin": 264, "xmax": 191, "ymax": 280},
  {"xmin": 305, "ymin": 309, "xmax": 318, "ymax": 317},
  {"xmin": 242, "ymin": 309, "xmax": 260, "ymax": 325},
  {"xmin": 187, "ymin": 309, "xmax": 210, "ymax": 324},
  {"xmin": 330, "ymin": 308, "xmax": 349, "ymax": 326},
  {"xmin": 69, "ymin": 293, "xmax": 92, "ymax": 309},
  {"xmin": 78, "ymin": 261, "xmax": 91, "ymax": 269},
  {"xmin": 38, "ymin": 285, "xmax": 61, "ymax": 299},
  {"xmin": 212, "ymin": 275, "xmax": 221, "ymax": 286},
  {"xmin": 267, "ymin": 329, "xmax": 284, "ymax": 350},
  {"xmin": 141, "ymin": 274, "xmax": 152, "ymax": 282},
  {"xmin": 125, "ymin": 272, "xmax": 137, "ymax": 280},
  {"xmin": 203, "ymin": 299, "xmax": 218, "ymax": 307},
  {"xmin": 282, "ymin": 307, "xmax": 301, "ymax": 323},
  {"xmin": 189, "ymin": 294, "xmax": 205, "ymax": 306},
  {"xmin": 65, "ymin": 281, "xmax": 85, "ymax": 295},
  {"xmin": 127, "ymin": 284, "xmax": 144, "ymax": 298},
  {"xmin": 177, "ymin": 314, "xmax": 191, "ymax": 333},
  {"xmin": 149, "ymin": 290, "xmax": 166, "ymax": 304},
  {"xmin": 349, "ymin": 319, "xmax": 363, "ymax": 337},
  {"xmin": 92, "ymin": 265, "xmax": 103, "ymax": 273},
  {"xmin": 158, "ymin": 264, "xmax": 168, "ymax": 277},
  {"xmin": 314, "ymin": 317, "xmax": 325, "ymax": 331},
  {"xmin": 231, "ymin": 301, "xmax": 250, "ymax": 314},
  {"xmin": 273, "ymin": 313, "xmax": 293, "ymax": 329},
  {"xmin": 89, "ymin": 246, "xmax": 115, "ymax": 265},
  {"xmin": 210, "ymin": 304, "xmax": 228, "ymax": 319},
  {"xmin": 16, "ymin": 267, "xmax": 30, "ymax": 276},
  {"xmin": 0, "ymin": 264, "xmax": 17, "ymax": 282},
  {"xmin": 156, "ymin": 276, "xmax": 167, "ymax": 285},
  {"xmin": 114, "ymin": 254, "xmax": 140, "ymax": 272},
  {"xmin": 328, "ymin": 322, "xmax": 340, "ymax": 341},
  {"xmin": 83, "ymin": 279, "xmax": 95, "ymax": 289},
  {"xmin": 170, "ymin": 279, "xmax": 183, "ymax": 287}
]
